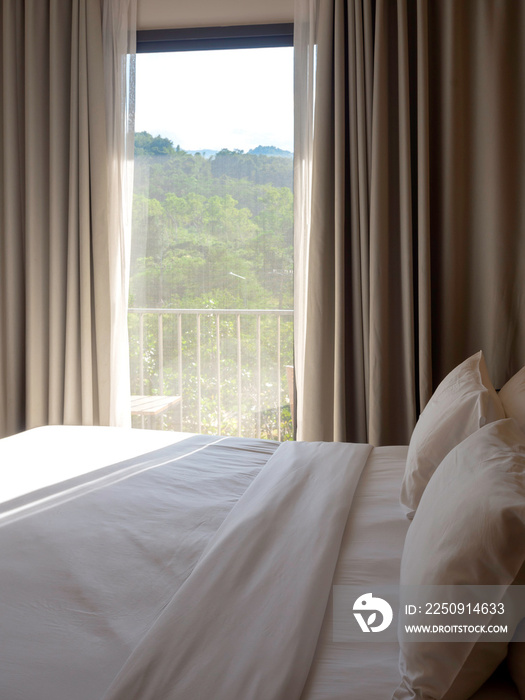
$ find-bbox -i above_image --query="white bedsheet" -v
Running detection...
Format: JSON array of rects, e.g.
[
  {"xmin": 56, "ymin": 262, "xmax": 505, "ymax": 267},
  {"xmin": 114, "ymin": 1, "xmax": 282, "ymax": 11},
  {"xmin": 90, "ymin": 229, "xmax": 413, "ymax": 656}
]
[
  {"xmin": 0, "ymin": 425, "xmax": 195, "ymax": 504},
  {"xmin": 0, "ymin": 428, "xmax": 278, "ymax": 700},
  {"xmin": 302, "ymin": 446, "xmax": 410, "ymax": 699}
]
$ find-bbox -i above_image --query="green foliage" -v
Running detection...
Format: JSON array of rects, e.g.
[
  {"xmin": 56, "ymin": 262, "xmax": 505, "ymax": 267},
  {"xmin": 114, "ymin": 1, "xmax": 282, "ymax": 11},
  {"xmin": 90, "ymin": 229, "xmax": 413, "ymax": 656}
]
[
  {"xmin": 211, "ymin": 148, "xmax": 293, "ymax": 189},
  {"xmin": 134, "ymin": 131, "xmax": 176, "ymax": 156},
  {"xmin": 130, "ymin": 132, "xmax": 294, "ymax": 440}
]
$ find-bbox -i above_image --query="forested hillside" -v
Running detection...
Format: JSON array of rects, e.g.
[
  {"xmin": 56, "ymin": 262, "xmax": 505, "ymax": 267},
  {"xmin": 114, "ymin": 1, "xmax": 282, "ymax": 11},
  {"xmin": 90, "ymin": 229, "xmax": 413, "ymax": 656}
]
[
  {"xmin": 130, "ymin": 131, "xmax": 293, "ymax": 311},
  {"xmin": 129, "ymin": 132, "xmax": 294, "ymax": 440}
]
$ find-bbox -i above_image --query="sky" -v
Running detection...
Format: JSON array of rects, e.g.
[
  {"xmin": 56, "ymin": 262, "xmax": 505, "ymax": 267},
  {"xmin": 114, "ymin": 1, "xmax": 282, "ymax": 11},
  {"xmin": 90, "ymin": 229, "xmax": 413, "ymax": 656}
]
[{"xmin": 135, "ymin": 47, "xmax": 294, "ymax": 154}]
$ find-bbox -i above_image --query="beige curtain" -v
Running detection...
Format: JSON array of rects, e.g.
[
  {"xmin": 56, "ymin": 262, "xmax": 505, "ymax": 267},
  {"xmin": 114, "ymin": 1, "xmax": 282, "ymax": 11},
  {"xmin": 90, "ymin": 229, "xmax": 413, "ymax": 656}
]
[
  {"xmin": 294, "ymin": 0, "xmax": 525, "ymax": 445},
  {"xmin": 0, "ymin": 0, "xmax": 136, "ymax": 438}
]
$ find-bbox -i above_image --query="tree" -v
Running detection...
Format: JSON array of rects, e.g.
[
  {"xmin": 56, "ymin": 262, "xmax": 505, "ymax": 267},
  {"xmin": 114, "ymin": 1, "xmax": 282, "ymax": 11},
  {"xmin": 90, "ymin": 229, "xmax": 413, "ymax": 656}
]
[{"xmin": 134, "ymin": 131, "xmax": 176, "ymax": 156}]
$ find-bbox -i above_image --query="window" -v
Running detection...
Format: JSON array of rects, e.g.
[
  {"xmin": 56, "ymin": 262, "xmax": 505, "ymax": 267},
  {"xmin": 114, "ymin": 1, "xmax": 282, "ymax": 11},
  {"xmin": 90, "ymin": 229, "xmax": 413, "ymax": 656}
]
[{"xmin": 129, "ymin": 26, "xmax": 294, "ymax": 440}]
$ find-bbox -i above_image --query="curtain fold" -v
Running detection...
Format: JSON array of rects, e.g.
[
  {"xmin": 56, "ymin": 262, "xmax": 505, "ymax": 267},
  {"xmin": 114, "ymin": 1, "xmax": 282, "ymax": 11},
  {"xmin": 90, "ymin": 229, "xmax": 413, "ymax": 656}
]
[
  {"xmin": 293, "ymin": 0, "xmax": 317, "ymax": 442},
  {"xmin": 0, "ymin": 0, "xmax": 136, "ymax": 438},
  {"xmin": 294, "ymin": 0, "xmax": 525, "ymax": 445},
  {"xmin": 102, "ymin": 0, "xmax": 136, "ymax": 428}
]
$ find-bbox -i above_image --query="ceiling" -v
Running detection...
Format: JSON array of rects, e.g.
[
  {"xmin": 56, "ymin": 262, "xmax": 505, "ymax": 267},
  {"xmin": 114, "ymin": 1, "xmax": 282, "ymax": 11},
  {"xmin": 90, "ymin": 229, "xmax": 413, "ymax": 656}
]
[{"xmin": 137, "ymin": 0, "xmax": 294, "ymax": 31}]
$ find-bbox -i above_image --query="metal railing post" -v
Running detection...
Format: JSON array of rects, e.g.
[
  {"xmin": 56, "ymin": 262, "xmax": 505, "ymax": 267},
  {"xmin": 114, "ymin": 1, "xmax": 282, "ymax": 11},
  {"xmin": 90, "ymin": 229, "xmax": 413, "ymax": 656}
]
[
  {"xmin": 236, "ymin": 314, "xmax": 242, "ymax": 437},
  {"xmin": 216, "ymin": 314, "xmax": 221, "ymax": 435},
  {"xmin": 277, "ymin": 314, "xmax": 282, "ymax": 441},
  {"xmin": 197, "ymin": 314, "xmax": 202, "ymax": 434},
  {"xmin": 158, "ymin": 313, "xmax": 164, "ymax": 396},
  {"xmin": 256, "ymin": 314, "xmax": 261, "ymax": 439},
  {"xmin": 139, "ymin": 313, "xmax": 145, "ymax": 429},
  {"xmin": 139, "ymin": 312, "xmax": 144, "ymax": 395},
  {"xmin": 178, "ymin": 314, "xmax": 183, "ymax": 429}
]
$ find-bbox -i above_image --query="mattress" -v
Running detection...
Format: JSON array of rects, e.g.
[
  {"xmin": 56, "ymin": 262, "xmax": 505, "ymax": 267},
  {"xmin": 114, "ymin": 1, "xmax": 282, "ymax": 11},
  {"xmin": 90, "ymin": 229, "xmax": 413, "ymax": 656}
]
[{"xmin": 0, "ymin": 426, "xmax": 519, "ymax": 699}]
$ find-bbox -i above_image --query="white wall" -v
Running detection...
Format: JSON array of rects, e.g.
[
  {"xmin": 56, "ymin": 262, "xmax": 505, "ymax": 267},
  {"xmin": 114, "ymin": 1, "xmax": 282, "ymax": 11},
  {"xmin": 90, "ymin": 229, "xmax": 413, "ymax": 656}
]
[{"xmin": 137, "ymin": 0, "xmax": 294, "ymax": 30}]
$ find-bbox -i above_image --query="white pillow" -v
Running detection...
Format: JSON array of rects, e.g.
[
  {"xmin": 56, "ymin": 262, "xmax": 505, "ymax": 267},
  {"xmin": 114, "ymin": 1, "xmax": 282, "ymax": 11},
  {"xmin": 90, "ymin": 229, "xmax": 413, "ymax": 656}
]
[
  {"xmin": 499, "ymin": 366, "xmax": 525, "ymax": 434},
  {"xmin": 400, "ymin": 350, "xmax": 504, "ymax": 517},
  {"xmin": 393, "ymin": 419, "xmax": 525, "ymax": 700}
]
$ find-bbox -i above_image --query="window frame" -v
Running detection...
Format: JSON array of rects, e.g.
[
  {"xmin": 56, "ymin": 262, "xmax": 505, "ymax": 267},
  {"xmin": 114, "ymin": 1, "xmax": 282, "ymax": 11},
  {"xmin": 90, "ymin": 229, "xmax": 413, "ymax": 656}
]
[
  {"xmin": 137, "ymin": 24, "xmax": 294, "ymax": 54},
  {"xmin": 132, "ymin": 25, "xmax": 296, "ymax": 439}
]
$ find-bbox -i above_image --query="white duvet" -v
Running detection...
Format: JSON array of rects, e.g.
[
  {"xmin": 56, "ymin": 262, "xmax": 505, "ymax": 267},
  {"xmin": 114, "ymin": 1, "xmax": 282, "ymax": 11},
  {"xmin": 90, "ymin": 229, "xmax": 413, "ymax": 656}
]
[
  {"xmin": 104, "ymin": 440, "xmax": 372, "ymax": 700},
  {"xmin": 0, "ymin": 426, "xmax": 409, "ymax": 700}
]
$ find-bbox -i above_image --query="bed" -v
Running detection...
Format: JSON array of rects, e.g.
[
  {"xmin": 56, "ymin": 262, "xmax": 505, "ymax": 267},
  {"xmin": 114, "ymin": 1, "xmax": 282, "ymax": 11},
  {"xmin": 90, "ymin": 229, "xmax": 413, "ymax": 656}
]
[{"xmin": 0, "ymin": 352, "xmax": 524, "ymax": 700}]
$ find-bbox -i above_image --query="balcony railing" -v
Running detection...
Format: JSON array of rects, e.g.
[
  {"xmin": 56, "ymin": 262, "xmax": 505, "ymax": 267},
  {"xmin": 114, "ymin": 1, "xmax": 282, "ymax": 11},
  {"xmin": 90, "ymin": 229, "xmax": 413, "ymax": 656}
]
[{"xmin": 128, "ymin": 308, "xmax": 294, "ymax": 441}]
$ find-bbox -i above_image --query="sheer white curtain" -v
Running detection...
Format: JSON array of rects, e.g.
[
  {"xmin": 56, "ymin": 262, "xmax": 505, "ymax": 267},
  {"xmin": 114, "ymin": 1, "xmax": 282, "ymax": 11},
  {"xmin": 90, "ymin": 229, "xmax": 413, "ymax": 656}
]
[
  {"xmin": 103, "ymin": 0, "xmax": 137, "ymax": 428},
  {"xmin": 293, "ymin": 0, "xmax": 318, "ymax": 441}
]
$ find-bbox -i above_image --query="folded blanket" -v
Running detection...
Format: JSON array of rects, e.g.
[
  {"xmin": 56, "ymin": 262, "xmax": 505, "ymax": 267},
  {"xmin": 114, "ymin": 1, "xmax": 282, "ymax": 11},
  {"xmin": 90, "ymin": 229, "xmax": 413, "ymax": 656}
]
[{"xmin": 104, "ymin": 441, "xmax": 372, "ymax": 700}]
